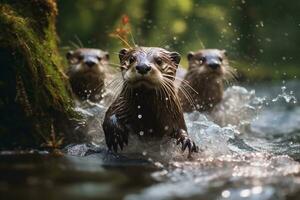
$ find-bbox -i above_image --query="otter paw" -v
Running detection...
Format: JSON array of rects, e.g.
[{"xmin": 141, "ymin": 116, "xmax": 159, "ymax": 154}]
[
  {"xmin": 174, "ymin": 129, "xmax": 199, "ymax": 154},
  {"xmin": 106, "ymin": 131, "xmax": 128, "ymax": 152},
  {"xmin": 103, "ymin": 115, "xmax": 128, "ymax": 153}
]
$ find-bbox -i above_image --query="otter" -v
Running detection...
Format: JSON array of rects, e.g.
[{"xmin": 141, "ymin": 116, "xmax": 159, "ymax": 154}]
[
  {"xmin": 66, "ymin": 48, "xmax": 109, "ymax": 102},
  {"xmin": 102, "ymin": 47, "xmax": 198, "ymax": 156},
  {"xmin": 179, "ymin": 49, "xmax": 235, "ymax": 112}
]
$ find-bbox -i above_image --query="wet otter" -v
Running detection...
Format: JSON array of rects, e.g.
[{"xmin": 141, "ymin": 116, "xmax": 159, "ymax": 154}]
[
  {"xmin": 66, "ymin": 48, "xmax": 109, "ymax": 102},
  {"xmin": 179, "ymin": 49, "xmax": 235, "ymax": 112},
  {"xmin": 102, "ymin": 47, "xmax": 198, "ymax": 156}
]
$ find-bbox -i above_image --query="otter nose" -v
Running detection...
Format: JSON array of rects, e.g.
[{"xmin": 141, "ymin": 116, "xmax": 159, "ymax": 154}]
[
  {"xmin": 208, "ymin": 63, "xmax": 220, "ymax": 70},
  {"xmin": 85, "ymin": 60, "xmax": 96, "ymax": 68},
  {"xmin": 136, "ymin": 64, "xmax": 151, "ymax": 75}
]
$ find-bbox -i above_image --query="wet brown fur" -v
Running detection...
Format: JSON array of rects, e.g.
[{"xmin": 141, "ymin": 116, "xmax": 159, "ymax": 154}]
[
  {"xmin": 103, "ymin": 47, "xmax": 198, "ymax": 155},
  {"xmin": 66, "ymin": 48, "xmax": 109, "ymax": 102},
  {"xmin": 179, "ymin": 49, "xmax": 235, "ymax": 112}
]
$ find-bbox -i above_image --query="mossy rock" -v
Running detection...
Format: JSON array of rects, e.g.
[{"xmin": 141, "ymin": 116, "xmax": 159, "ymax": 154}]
[{"xmin": 0, "ymin": 0, "xmax": 82, "ymax": 149}]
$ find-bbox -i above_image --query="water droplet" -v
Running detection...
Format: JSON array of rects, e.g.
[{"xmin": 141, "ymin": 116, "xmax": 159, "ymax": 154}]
[
  {"xmin": 240, "ymin": 189, "xmax": 251, "ymax": 197},
  {"xmin": 260, "ymin": 21, "xmax": 264, "ymax": 27},
  {"xmin": 149, "ymin": 129, "xmax": 153, "ymax": 133},
  {"xmin": 164, "ymin": 126, "xmax": 169, "ymax": 130},
  {"xmin": 138, "ymin": 114, "xmax": 142, "ymax": 119},
  {"xmin": 137, "ymin": 105, "xmax": 141, "ymax": 109},
  {"xmin": 222, "ymin": 190, "xmax": 231, "ymax": 198},
  {"xmin": 139, "ymin": 131, "xmax": 144, "ymax": 136},
  {"xmin": 252, "ymin": 186, "xmax": 262, "ymax": 194},
  {"xmin": 154, "ymin": 162, "xmax": 164, "ymax": 168},
  {"xmin": 165, "ymin": 97, "xmax": 169, "ymax": 101},
  {"xmin": 265, "ymin": 37, "xmax": 272, "ymax": 42}
]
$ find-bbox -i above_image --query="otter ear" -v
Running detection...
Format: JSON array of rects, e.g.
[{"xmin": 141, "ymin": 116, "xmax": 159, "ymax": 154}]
[
  {"xmin": 221, "ymin": 49, "xmax": 227, "ymax": 57},
  {"xmin": 170, "ymin": 52, "xmax": 181, "ymax": 66},
  {"xmin": 66, "ymin": 50, "xmax": 74, "ymax": 60},
  {"xmin": 119, "ymin": 48, "xmax": 128, "ymax": 62},
  {"xmin": 187, "ymin": 51, "xmax": 194, "ymax": 61},
  {"xmin": 104, "ymin": 51, "xmax": 110, "ymax": 60}
]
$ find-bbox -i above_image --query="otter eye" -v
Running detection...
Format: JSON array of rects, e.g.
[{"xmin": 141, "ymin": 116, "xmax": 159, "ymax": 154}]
[
  {"xmin": 97, "ymin": 56, "xmax": 102, "ymax": 61},
  {"xmin": 219, "ymin": 57, "xmax": 223, "ymax": 62},
  {"xmin": 129, "ymin": 56, "xmax": 136, "ymax": 64},
  {"xmin": 70, "ymin": 56, "xmax": 80, "ymax": 64},
  {"xmin": 78, "ymin": 55, "xmax": 84, "ymax": 60},
  {"xmin": 196, "ymin": 57, "xmax": 205, "ymax": 65},
  {"xmin": 199, "ymin": 57, "xmax": 206, "ymax": 64},
  {"xmin": 155, "ymin": 57, "xmax": 163, "ymax": 66}
]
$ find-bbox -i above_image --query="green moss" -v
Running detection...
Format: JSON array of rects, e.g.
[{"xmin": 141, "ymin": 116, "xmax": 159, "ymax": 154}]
[{"xmin": 0, "ymin": 1, "xmax": 81, "ymax": 148}]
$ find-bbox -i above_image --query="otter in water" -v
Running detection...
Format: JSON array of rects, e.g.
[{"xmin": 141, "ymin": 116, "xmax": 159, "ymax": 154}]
[
  {"xmin": 179, "ymin": 49, "xmax": 235, "ymax": 112},
  {"xmin": 102, "ymin": 47, "xmax": 198, "ymax": 156},
  {"xmin": 66, "ymin": 48, "xmax": 109, "ymax": 102}
]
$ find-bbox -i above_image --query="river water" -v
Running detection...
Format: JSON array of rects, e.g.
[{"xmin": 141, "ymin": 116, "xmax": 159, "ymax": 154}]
[{"xmin": 0, "ymin": 81, "xmax": 300, "ymax": 200}]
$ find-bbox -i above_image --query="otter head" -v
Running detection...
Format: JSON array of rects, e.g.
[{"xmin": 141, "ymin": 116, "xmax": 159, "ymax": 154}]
[
  {"xmin": 118, "ymin": 47, "xmax": 181, "ymax": 89},
  {"xmin": 66, "ymin": 48, "xmax": 109, "ymax": 75},
  {"xmin": 187, "ymin": 49, "xmax": 228, "ymax": 78}
]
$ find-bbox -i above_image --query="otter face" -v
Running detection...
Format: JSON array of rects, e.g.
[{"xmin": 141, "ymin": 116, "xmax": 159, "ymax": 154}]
[
  {"xmin": 66, "ymin": 48, "xmax": 109, "ymax": 75},
  {"xmin": 118, "ymin": 47, "xmax": 181, "ymax": 89},
  {"xmin": 187, "ymin": 49, "xmax": 227, "ymax": 77}
]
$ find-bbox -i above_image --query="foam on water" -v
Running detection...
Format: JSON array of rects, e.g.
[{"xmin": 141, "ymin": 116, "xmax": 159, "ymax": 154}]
[
  {"xmin": 272, "ymin": 86, "xmax": 297, "ymax": 104},
  {"xmin": 211, "ymin": 86, "xmax": 266, "ymax": 128},
  {"xmin": 71, "ymin": 83, "xmax": 300, "ymax": 200}
]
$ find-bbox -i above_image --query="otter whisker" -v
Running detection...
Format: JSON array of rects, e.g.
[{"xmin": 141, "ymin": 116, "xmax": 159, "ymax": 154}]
[
  {"xmin": 108, "ymin": 62, "xmax": 121, "ymax": 67},
  {"xmin": 129, "ymin": 31, "xmax": 137, "ymax": 47},
  {"xmin": 107, "ymin": 78, "xmax": 124, "ymax": 102},
  {"xmin": 160, "ymin": 83, "xmax": 171, "ymax": 110},
  {"xmin": 162, "ymin": 79, "xmax": 182, "ymax": 112},
  {"xmin": 106, "ymin": 76, "xmax": 123, "ymax": 88},
  {"xmin": 68, "ymin": 41, "xmax": 80, "ymax": 49},
  {"xmin": 160, "ymin": 78, "xmax": 177, "ymax": 107},
  {"xmin": 74, "ymin": 35, "xmax": 84, "ymax": 48},
  {"xmin": 163, "ymin": 77, "xmax": 195, "ymax": 110},
  {"xmin": 179, "ymin": 85, "xmax": 196, "ymax": 108},
  {"xmin": 162, "ymin": 83, "xmax": 175, "ymax": 111},
  {"xmin": 163, "ymin": 74, "xmax": 198, "ymax": 95},
  {"xmin": 175, "ymin": 84, "xmax": 195, "ymax": 108}
]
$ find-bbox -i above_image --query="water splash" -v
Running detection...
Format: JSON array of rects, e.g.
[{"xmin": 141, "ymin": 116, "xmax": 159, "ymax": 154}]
[
  {"xmin": 67, "ymin": 82, "xmax": 300, "ymax": 200},
  {"xmin": 73, "ymin": 101, "xmax": 107, "ymax": 144},
  {"xmin": 272, "ymin": 86, "xmax": 297, "ymax": 104},
  {"xmin": 211, "ymin": 86, "xmax": 266, "ymax": 128}
]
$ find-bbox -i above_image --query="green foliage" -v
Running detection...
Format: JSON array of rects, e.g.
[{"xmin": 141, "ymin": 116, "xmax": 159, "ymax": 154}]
[
  {"xmin": 0, "ymin": 1, "xmax": 80, "ymax": 148},
  {"xmin": 57, "ymin": 0, "xmax": 300, "ymax": 80}
]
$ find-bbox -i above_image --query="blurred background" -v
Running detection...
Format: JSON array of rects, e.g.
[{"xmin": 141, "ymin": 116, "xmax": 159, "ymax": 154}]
[{"xmin": 57, "ymin": 0, "xmax": 300, "ymax": 81}]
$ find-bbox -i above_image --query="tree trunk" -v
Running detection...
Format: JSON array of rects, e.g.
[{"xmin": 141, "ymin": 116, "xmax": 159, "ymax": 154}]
[{"xmin": 0, "ymin": 0, "xmax": 81, "ymax": 149}]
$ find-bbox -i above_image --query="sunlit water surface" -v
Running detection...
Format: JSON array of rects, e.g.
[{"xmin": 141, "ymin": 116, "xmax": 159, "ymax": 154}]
[{"xmin": 1, "ymin": 81, "xmax": 300, "ymax": 200}]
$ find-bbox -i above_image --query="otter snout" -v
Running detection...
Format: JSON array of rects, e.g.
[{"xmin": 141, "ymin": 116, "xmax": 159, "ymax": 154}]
[
  {"xmin": 84, "ymin": 58, "xmax": 98, "ymax": 68},
  {"xmin": 136, "ymin": 64, "xmax": 151, "ymax": 75},
  {"xmin": 207, "ymin": 60, "xmax": 221, "ymax": 70}
]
